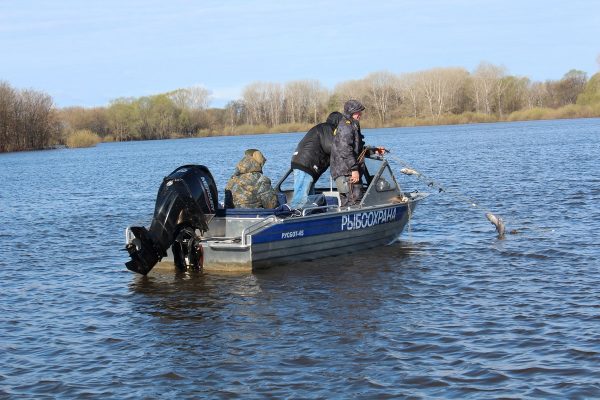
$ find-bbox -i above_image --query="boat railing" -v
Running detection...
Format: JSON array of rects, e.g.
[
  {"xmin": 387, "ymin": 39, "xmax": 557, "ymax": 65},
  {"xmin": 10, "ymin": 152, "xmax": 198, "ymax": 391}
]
[
  {"xmin": 241, "ymin": 215, "xmax": 279, "ymax": 246},
  {"xmin": 301, "ymin": 205, "xmax": 339, "ymax": 216}
]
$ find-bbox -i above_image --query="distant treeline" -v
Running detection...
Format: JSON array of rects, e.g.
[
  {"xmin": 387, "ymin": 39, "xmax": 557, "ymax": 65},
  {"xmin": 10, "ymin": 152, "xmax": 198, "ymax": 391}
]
[
  {"xmin": 2, "ymin": 61, "xmax": 600, "ymax": 152},
  {"xmin": 0, "ymin": 82, "xmax": 61, "ymax": 152}
]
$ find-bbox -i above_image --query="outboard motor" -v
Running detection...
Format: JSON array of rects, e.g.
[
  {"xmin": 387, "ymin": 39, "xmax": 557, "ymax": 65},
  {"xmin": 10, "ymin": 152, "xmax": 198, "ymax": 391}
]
[{"xmin": 125, "ymin": 165, "xmax": 218, "ymax": 275}]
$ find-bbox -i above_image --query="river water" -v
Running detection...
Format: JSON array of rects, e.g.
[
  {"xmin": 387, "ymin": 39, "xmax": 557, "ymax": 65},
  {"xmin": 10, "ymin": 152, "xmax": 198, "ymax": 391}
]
[{"xmin": 1, "ymin": 118, "xmax": 599, "ymax": 398}]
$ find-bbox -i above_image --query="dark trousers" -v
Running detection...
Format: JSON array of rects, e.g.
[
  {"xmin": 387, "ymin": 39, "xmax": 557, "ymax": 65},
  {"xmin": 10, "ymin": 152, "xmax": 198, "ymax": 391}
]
[{"xmin": 339, "ymin": 182, "xmax": 363, "ymax": 207}]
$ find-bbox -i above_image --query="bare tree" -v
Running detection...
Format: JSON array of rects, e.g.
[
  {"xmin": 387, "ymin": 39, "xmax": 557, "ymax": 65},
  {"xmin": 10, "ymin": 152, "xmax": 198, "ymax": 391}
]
[
  {"xmin": 283, "ymin": 80, "xmax": 327, "ymax": 124},
  {"xmin": 241, "ymin": 82, "xmax": 265, "ymax": 125},
  {"xmin": 265, "ymin": 82, "xmax": 283, "ymax": 126},
  {"xmin": 364, "ymin": 71, "xmax": 397, "ymax": 125},
  {"xmin": 0, "ymin": 82, "xmax": 59, "ymax": 152},
  {"xmin": 493, "ymin": 75, "xmax": 509, "ymax": 117},
  {"xmin": 20, "ymin": 89, "xmax": 56, "ymax": 149},
  {"xmin": 333, "ymin": 79, "xmax": 366, "ymax": 108},
  {"xmin": 59, "ymin": 106, "xmax": 109, "ymax": 137},
  {"xmin": 284, "ymin": 81, "xmax": 309, "ymax": 123},
  {"xmin": 556, "ymin": 69, "xmax": 588, "ymax": 106},
  {"xmin": 498, "ymin": 76, "xmax": 530, "ymax": 114},
  {"xmin": 412, "ymin": 68, "xmax": 469, "ymax": 118},
  {"xmin": 472, "ymin": 62, "xmax": 507, "ymax": 115},
  {"xmin": 305, "ymin": 80, "xmax": 328, "ymax": 124},
  {"xmin": 525, "ymin": 81, "xmax": 547, "ymax": 108},
  {"xmin": 0, "ymin": 82, "xmax": 17, "ymax": 152},
  {"xmin": 396, "ymin": 73, "xmax": 420, "ymax": 118},
  {"xmin": 243, "ymin": 82, "xmax": 286, "ymax": 126},
  {"xmin": 168, "ymin": 86, "xmax": 211, "ymax": 110},
  {"xmin": 224, "ymin": 100, "xmax": 245, "ymax": 127},
  {"xmin": 242, "ymin": 80, "xmax": 326, "ymax": 126},
  {"xmin": 442, "ymin": 68, "xmax": 471, "ymax": 114},
  {"xmin": 416, "ymin": 70, "xmax": 440, "ymax": 118}
]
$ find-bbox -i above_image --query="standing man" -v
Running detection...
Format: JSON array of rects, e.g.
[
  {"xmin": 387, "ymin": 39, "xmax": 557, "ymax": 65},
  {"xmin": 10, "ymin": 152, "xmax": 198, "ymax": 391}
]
[
  {"xmin": 289, "ymin": 111, "xmax": 344, "ymax": 208},
  {"xmin": 330, "ymin": 99, "xmax": 368, "ymax": 207}
]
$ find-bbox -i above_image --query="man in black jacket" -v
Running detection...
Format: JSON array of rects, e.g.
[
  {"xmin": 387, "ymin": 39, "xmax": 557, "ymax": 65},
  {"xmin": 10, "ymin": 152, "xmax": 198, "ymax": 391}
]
[{"xmin": 289, "ymin": 111, "xmax": 344, "ymax": 208}]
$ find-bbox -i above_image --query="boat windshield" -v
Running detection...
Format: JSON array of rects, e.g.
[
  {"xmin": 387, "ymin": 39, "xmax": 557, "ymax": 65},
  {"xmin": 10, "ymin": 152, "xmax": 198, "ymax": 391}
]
[{"xmin": 275, "ymin": 155, "xmax": 390, "ymax": 193}]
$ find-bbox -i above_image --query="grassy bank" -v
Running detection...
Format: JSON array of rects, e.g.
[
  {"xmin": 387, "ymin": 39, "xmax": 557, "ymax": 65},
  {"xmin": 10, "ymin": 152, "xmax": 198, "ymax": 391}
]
[
  {"xmin": 67, "ymin": 129, "xmax": 101, "ymax": 148},
  {"xmin": 506, "ymin": 103, "xmax": 600, "ymax": 121}
]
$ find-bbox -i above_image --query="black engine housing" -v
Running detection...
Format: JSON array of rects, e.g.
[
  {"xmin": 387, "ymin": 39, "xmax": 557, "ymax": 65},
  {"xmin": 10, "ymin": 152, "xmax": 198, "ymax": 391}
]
[{"xmin": 125, "ymin": 165, "xmax": 218, "ymax": 275}]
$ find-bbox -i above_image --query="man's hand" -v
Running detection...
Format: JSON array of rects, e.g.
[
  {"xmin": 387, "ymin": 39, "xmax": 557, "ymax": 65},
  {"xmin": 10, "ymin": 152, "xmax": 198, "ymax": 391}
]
[
  {"xmin": 375, "ymin": 146, "xmax": 387, "ymax": 155},
  {"xmin": 350, "ymin": 170, "xmax": 360, "ymax": 183}
]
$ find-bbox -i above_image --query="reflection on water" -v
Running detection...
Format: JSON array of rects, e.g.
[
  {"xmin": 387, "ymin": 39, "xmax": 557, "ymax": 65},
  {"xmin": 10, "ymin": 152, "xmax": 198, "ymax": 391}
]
[{"xmin": 1, "ymin": 119, "xmax": 600, "ymax": 398}]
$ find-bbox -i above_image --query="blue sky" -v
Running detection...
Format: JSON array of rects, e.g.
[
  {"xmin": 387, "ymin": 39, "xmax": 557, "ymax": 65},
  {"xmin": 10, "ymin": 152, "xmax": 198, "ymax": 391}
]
[{"xmin": 1, "ymin": 0, "xmax": 599, "ymax": 108}]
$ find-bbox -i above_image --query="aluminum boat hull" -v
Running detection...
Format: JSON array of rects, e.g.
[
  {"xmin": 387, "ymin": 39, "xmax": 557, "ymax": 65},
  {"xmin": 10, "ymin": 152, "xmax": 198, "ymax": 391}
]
[{"xmin": 152, "ymin": 195, "xmax": 424, "ymax": 272}]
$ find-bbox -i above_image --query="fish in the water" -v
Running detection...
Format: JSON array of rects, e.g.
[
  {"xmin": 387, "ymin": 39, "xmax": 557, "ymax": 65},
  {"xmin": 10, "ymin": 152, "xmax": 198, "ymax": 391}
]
[
  {"xmin": 486, "ymin": 212, "xmax": 505, "ymax": 239},
  {"xmin": 400, "ymin": 168, "xmax": 420, "ymax": 176}
]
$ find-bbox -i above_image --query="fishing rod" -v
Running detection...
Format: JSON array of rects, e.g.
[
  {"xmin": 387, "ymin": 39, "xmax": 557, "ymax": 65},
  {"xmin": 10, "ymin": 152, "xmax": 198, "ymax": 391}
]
[{"xmin": 382, "ymin": 150, "xmax": 508, "ymax": 239}]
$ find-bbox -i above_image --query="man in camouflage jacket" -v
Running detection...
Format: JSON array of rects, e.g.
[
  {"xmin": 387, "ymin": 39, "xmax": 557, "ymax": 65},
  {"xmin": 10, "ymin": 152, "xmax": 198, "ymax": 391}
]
[
  {"xmin": 225, "ymin": 149, "xmax": 279, "ymax": 209},
  {"xmin": 330, "ymin": 99, "xmax": 367, "ymax": 206}
]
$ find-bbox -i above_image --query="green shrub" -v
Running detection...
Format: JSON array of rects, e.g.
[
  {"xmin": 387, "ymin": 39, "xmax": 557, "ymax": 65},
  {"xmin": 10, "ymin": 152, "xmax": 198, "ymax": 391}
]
[
  {"xmin": 66, "ymin": 129, "xmax": 101, "ymax": 148},
  {"xmin": 577, "ymin": 72, "xmax": 600, "ymax": 106}
]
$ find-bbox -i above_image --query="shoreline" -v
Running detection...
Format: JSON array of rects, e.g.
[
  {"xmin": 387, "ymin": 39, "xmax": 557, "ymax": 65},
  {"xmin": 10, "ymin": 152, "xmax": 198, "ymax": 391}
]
[{"xmin": 2, "ymin": 113, "xmax": 600, "ymax": 154}]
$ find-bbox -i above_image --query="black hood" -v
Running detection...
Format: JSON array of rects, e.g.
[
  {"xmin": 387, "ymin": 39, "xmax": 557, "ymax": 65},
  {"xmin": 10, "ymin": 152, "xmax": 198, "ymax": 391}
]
[{"xmin": 326, "ymin": 111, "xmax": 344, "ymax": 127}]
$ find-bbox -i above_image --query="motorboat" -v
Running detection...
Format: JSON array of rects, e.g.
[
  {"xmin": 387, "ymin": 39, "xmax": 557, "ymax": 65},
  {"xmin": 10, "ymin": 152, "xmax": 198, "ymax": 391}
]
[{"xmin": 124, "ymin": 152, "xmax": 428, "ymax": 274}]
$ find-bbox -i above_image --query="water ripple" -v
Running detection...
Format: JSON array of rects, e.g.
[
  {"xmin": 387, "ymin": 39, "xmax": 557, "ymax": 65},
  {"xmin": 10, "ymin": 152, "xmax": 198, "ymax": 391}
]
[{"xmin": 1, "ymin": 119, "xmax": 600, "ymax": 398}]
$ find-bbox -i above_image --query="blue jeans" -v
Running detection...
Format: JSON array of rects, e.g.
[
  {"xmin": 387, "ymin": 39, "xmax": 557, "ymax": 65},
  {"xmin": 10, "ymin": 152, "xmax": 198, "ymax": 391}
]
[{"xmin": 290, "ymin": 169, "xmax": 314, "ymax": 208}]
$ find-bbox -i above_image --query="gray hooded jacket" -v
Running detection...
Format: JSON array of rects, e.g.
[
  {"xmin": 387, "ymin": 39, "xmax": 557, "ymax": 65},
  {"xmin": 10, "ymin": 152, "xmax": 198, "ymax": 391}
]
[{"xmin": 329, "ymin": 114, "xmax": 365, "ymax": 180}]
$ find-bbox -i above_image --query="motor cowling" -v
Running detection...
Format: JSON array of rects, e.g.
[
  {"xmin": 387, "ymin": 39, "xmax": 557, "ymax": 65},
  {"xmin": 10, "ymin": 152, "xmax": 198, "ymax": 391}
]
[{"xmin": 125, "ymin": 165, "xmax": 218, "ymax": 275}]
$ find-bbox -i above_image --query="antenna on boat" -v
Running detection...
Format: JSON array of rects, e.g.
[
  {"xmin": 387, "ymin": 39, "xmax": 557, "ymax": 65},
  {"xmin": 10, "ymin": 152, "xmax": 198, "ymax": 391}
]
[{"xmin": 385, "ymin": 153, "xmax": 508, "ymax": 239}]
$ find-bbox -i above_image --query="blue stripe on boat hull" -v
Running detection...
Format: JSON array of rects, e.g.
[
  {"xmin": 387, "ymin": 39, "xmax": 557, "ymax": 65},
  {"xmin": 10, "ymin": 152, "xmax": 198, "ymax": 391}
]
[{"xmin": 249, "ymin": 204, "xmax": 414, "ymax": 268}]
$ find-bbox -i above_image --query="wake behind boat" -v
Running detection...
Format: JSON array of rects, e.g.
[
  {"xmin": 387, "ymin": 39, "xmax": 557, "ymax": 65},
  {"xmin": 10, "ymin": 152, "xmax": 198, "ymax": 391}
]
[{"xmin": 124, "ymin": 152, "xmax": 427, "ymax": 274}]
